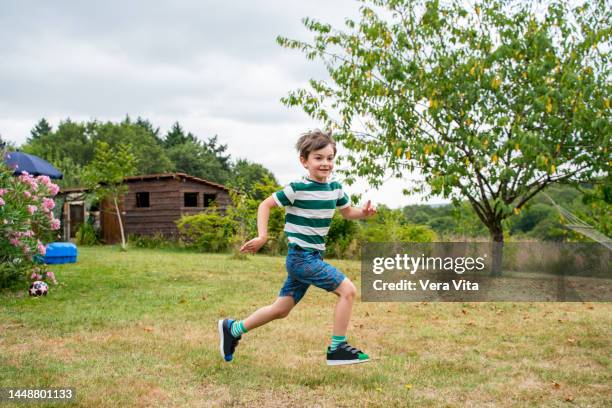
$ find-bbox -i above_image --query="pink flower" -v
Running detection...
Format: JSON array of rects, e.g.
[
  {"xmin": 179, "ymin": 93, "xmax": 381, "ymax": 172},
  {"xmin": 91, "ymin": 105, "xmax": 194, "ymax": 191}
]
[
  {"xmin": 21, "ymin": 170, "xmax": 29, "ymax": 176},
  {"xmin": 46, "ymin": 271, "xmax": 57, "ymax": 284},
  {"xmin": 31, "ymin": 272, "xmax": 38, "ymax": 279},
  {"xmin": 50, "ymin": 218, "xmax": 60, "ymax": 230},
  {"xmin": 22, "ymin": 246, "xmax": 30, "ymax": 254},
  {"xmin": 24, "ymin": 191, "xmax": 31, "ymax": 198},
  {"xmin": 10, "ymin": 238, "xmax": 19, "ymax": 246},
  {"xmin": 27, "ymin": 205, "xmax": 37, "ymax": 214},
  {"xmin": 24, "ymin": 230, "xmax": 34, "ymax": 238},
  {"xmin": 42, "ymin": 198, "xmax": 55, "ymax": 211},
  {"xmin": 37, "ymin": 175, "xmax": 51, "ymax": 186},
  {"xmin": 37, "ymin": 241, "xmax": 47, "ymax": 255},
  {"xmin": 0, "ymin": 197, "xmax": 4, "ymax": 206},
  {"xmin": 0, "ymin": 188, "xmax": 5, "ymax": 196},
  {"xmin": 35, "ymin": 273, "xmax": 42, "ymax": 280},
  {"xmin": 49, "ymin": 183, "xmax": 60, "ymax": 196}
]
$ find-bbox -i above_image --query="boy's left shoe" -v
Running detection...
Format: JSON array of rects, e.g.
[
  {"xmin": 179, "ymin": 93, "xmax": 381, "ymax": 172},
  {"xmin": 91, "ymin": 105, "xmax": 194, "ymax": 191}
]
[{"xmin": 326, "ymin": 342, "xmax": 370, "ymax": 366}]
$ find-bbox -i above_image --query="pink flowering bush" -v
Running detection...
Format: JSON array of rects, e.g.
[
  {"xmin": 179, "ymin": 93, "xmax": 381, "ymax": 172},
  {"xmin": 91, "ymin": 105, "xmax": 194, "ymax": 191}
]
[{"xmin": 1, "ymin": 153, "xmax": 61, "ymax": 288}]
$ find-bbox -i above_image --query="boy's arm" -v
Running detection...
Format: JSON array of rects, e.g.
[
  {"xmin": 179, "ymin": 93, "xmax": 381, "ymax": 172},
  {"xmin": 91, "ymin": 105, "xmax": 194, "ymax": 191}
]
[
  {"xmin": 239, "ymin": 195, "xmax": 278, "ymax": 253},
  {"xmin": 339, "ymin": 200, "xmax": 376, "ymax": 220}
]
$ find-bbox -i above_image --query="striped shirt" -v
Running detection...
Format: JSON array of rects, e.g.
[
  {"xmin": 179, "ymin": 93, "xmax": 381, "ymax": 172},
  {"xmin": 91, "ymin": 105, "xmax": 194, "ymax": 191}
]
[{"xmin": 273, "ymin": 178, "xmax": 350, "ymax": 252}]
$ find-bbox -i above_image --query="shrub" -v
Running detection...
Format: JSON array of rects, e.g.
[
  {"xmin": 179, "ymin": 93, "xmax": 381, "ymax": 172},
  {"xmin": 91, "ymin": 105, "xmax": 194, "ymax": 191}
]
[
  {"xmin": 0, "ymin": 153, "xmax": 62, "ymax": 288},
  {"xmin": 75, "ymin": 222, "xmax": 99, "ymax": 246},
  {"xmin": 176, "ymin": 209, "xmax": 236, "ymax": 252},
  {"xmin": 326, "ymin": 212, "xmax": 361, "ymax": 259}
]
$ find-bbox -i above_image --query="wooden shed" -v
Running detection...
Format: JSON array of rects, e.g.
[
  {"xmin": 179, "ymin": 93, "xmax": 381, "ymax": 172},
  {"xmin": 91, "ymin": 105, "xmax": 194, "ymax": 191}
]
[{"xmin": 58, "ymin": 172, "xmax": 233, "ymax": 244}]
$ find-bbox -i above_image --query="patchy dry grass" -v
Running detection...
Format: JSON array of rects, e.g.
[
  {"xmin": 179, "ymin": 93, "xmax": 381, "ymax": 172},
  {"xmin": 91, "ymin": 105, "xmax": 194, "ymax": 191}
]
[{"xmin": 1, "ymin": 246, "xmax": 610, "ymax": 407}]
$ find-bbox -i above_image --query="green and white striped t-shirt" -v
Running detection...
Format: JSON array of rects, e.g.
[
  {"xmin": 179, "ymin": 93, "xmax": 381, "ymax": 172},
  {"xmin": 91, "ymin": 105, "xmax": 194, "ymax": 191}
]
[{"xmin": 273, "ymin": 178, "xmax": 350, "ymax": 252}]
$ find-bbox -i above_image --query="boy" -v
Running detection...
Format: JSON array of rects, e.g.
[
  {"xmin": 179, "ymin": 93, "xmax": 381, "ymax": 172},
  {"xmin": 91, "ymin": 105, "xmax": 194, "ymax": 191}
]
[{"xmin": 218, "ymin": 130, "xmax": 376, "ymax": 366}]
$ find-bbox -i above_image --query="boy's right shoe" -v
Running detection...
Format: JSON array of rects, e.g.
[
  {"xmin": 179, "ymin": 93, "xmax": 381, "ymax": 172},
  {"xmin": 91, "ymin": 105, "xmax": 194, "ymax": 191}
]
[
  {"xmin": 326, "ymin": 341, "xmax": 370, "ymax": 366},
  {"xmin": 218, "ymin": 319, "xmax": 241, "ymax": 362}
]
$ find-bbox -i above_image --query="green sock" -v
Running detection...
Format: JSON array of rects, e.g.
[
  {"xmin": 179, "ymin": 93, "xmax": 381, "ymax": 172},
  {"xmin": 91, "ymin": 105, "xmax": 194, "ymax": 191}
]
[
  {"xmin": 230, "ymin": 320, "xmax": 247, "ymax": 338},
  {"xmin": 330, "ymin": 335, "xmax": 346, "ymax": 351}
]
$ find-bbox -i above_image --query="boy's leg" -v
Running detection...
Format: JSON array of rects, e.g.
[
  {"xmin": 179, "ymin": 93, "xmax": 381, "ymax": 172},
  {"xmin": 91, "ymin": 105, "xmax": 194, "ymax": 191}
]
[
  {"xmin": 243, "ymin": 295, "xmax": 296, "ymax": 331},
  {"xmin": 219, "ymin": 275, "xmax": 307, "ymax": 362},
  {"xmin": 219, "ymin": 297, "xmax": 295, "ymax": 362},
  {"xmin": 327, "ymin": 277, "xmax": 369, "ymax": 365},
  {"xmin": 332, "ymin": 278, "xmax": 357, "ymax": 336}
]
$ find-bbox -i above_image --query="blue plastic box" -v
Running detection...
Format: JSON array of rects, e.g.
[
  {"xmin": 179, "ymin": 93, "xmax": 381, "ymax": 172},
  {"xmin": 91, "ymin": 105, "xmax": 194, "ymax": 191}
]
[{"xmin": 44, "ymin": 242, "xmax": 78, "ymax": 264}]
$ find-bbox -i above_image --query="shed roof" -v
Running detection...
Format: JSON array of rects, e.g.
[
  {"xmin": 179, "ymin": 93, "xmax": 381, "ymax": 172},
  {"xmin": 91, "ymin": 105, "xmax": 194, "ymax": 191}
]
[
  {"xmin": 124, "ymin": 172, "xmax": 230, "ymax": 191},
  {"xmin": 60, "ymin": 172, "xmax": 231, "ymax": 194}
]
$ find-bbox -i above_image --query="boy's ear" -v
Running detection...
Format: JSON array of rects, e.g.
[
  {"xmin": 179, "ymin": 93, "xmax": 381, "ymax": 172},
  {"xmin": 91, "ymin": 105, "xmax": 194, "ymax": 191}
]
[{"xmin": 299, "ymin": 155, "xmax": 308, "ymax": 168}]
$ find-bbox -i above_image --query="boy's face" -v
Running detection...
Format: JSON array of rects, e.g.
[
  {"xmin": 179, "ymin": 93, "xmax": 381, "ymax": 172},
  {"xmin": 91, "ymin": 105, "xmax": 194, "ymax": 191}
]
[{"xmin": 300, "ymin": 144, "xmax": 335, "ymax": 182}]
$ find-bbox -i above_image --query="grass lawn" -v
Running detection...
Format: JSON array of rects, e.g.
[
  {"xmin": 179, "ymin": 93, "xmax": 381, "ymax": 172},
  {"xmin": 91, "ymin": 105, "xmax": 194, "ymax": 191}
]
[{"xmin": 1, "ymin": 246, "xmax": 610, "ymax": 407}]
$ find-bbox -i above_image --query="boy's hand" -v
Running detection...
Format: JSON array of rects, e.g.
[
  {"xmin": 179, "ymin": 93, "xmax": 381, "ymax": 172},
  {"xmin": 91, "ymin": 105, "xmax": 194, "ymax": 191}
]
[
  {"xmin": 240, "ymin": 236, "xmax": 267, "ymax": 253},
  {"xmin": 362, "ymin": 200, "xmax": 376, "ymax": 218}
]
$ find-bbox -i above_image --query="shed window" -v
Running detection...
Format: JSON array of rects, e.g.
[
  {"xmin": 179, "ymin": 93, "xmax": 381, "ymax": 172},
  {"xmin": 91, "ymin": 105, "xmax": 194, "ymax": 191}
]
[
  {"xmin": 184, "ymin": 192, "xmax": 198, "ymax": 207},
  {"xmin": 136, "ymin": 192, "xmax": 150, "ymax": 208},
  {"xmin": 204, "ymin": 194, "xmax": 217, "ymax": 207}
]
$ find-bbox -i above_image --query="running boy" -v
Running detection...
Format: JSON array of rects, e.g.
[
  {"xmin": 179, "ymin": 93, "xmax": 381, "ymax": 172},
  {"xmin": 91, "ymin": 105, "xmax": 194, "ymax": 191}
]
[{"xmin": 218, "ymin": 129, "xmax": 376, "ymax": 366}]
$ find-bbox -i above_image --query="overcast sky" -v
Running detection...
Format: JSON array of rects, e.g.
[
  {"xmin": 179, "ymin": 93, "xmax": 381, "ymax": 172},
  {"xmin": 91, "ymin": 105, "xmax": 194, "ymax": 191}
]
[{"xmin": 0, "ymin": 0, "xmax": 447, "ymax": 207}]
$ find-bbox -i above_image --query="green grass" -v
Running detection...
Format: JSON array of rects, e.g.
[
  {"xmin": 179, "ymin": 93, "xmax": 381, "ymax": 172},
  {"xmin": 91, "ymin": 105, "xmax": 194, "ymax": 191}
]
[{"xmin": 1, "ymin": 246, "xmax": 610, "ymax": 407}]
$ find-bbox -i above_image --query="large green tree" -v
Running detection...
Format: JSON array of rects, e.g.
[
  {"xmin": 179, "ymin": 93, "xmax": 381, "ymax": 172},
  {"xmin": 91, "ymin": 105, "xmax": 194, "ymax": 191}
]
[
  {"xmin": 91, "ymin": 117, "xmax": 174, "ymax": 175},
  {"xmin": 23, "ymin": 119, "xmax": 93, "ymax": 167},
  {"xmin": 166, "ymin": 140, "xmax": 231, "ymax": 183},
  {"xmin": 28, "ymin": 118, "xmax": 53, "ymax": 143},
  {"xmin": 278, "ymin": 0, "xmax": 610, "ymax": 273},
  {"xmin": 228, "ymin": 159, "xmax": 279, "ymax": 199}
]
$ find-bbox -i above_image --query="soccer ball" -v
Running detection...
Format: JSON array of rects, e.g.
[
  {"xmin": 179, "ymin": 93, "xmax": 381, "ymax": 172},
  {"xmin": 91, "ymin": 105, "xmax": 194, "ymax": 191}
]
[{"xmin": 29, "ymin": 281, "xmax": 48, "ymax": 297}]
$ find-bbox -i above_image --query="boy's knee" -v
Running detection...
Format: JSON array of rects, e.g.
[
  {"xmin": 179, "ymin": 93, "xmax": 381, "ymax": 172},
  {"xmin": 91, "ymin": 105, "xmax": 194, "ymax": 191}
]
[
  {"xmin": 272, "ymin": 304, "xmax": 292, "ymax": 319},
  {"xmin": 339, "ymin": 280, "xmax": 357, "ymax": 299},
  {"xmin": 275, "ymin": 307, "xmax": 291, "ymax": 319}
]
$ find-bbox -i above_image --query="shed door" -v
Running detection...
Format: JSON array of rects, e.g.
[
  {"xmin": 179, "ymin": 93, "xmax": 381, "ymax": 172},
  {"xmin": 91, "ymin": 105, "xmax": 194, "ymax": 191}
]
[{"xmin": 70, "ymin": 204, "xmax": 84, "ymax": 238}]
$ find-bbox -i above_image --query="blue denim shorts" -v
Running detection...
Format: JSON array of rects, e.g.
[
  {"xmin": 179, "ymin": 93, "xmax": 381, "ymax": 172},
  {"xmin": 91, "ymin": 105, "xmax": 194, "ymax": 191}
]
[{"xmin": 279, "ymin": 247, "xmax": 346, "ymax": 304}]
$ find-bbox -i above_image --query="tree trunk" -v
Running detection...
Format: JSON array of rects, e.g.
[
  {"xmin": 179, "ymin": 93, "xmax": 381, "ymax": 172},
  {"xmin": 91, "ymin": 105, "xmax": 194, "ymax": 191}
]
[
  {"xmin": 114, "ymin": 196, "xmax": 127, "ymax": 251},
  {"xmin": 489, "ymin": 222, "xmax": 504, "ymax": 277}
]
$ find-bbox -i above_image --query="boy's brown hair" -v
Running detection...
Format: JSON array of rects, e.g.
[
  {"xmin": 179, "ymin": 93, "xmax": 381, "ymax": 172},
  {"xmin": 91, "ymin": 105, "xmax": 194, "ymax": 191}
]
[{"xmin": 295, "ymin": 129, "xmax": 337, "ymax": 159}]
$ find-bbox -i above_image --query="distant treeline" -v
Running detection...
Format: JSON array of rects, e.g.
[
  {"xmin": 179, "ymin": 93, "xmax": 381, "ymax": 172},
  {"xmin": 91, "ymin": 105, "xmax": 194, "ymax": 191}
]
[
  {"xmin": 401, "ymin": 183, "xmax": 609, "ymax": 242},
  {"xmin": 5, "ymin": 117, "xmax": 609, "ymax": 247},
  {"xmin": 13, "ymin": 117, "xmax": 277, "ymax": 198}
]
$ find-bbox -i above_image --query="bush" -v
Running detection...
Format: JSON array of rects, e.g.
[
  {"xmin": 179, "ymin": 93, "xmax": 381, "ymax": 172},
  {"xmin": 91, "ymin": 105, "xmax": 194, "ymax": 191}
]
[
  {"xmin": 0, "ymin": 152, "xmax": 62, "ymax": 288},
  {"xmin": 326, "ymin": 212, "xmax": 361, "ymax": 259},
  {"xmin": 75, "ymin": 222, "xmax": 99, "ymax": 246},
  {"xmin": 176, "ymin": 209, "xmax": 236, "ymax": 252}
]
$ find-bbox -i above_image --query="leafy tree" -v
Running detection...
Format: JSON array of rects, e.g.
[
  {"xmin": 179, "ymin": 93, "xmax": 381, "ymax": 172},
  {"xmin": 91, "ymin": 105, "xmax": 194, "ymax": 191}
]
[
  {"xmin": 22, "ymin": 118, "xmax": 93, "ymax": 167},
  {"xmin": 91, "ymin": 117, "xmax": 173, "ymax": 175},
  {"xmin": 167, "ymin": 140, "xmax": 231, "ymax": 183},
  {"xmin": 228, "ymin": 159, "xmax": 279, "ymax": 200},
  {"xmin": 28, "ymin": 118, "xmax": 52, "ymax": 143},
  {"xmin": 577, "ymin": 176, "xmax": 611, "ymax": 236},
  {"xmin": 203, "ymin": 135, "xmax": 232, "ymax": 172},
  {"xmin": 82, "ymin": 142, "xmax": 137, "ymax": 250},
  {"xmin": 135, "ymin": 117, "xmax": 164, "ymax": 146},
  {"xmin": 509, "ymin": 203, "xmax": 556, "ymax": 234},
  {"xmin": 164, "ymin": 122, "xmax": 197, "ymax": 148},
  {"xmin": 278, "ymin": 0, "xmax": 610, "ymax": 274}
]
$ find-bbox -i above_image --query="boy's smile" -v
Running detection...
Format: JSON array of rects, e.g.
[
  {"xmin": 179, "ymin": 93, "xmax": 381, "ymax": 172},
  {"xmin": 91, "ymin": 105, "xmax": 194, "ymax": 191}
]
[{"xmin": 300, "ymin": 144, "xmax": 335, "ymax": 183}]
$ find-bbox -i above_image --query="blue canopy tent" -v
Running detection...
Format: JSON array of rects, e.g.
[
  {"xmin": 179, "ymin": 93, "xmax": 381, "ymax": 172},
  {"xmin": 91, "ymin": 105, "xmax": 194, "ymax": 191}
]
[{"xmin": 3, "ymin": 151, "xmax": 63, "ymax": 179}]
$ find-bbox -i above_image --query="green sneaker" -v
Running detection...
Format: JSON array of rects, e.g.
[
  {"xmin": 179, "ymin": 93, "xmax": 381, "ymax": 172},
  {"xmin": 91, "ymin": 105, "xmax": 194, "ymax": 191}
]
[{"xmin": 326, "ymin": 342, "xmax": 370, "ymax": 366}]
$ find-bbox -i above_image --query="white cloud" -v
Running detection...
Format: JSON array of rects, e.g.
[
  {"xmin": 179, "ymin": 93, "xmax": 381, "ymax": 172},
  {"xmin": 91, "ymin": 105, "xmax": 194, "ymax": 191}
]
[{"xmin": 0, "ymin": 0, "xmax": 448, "ymax": 207}]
